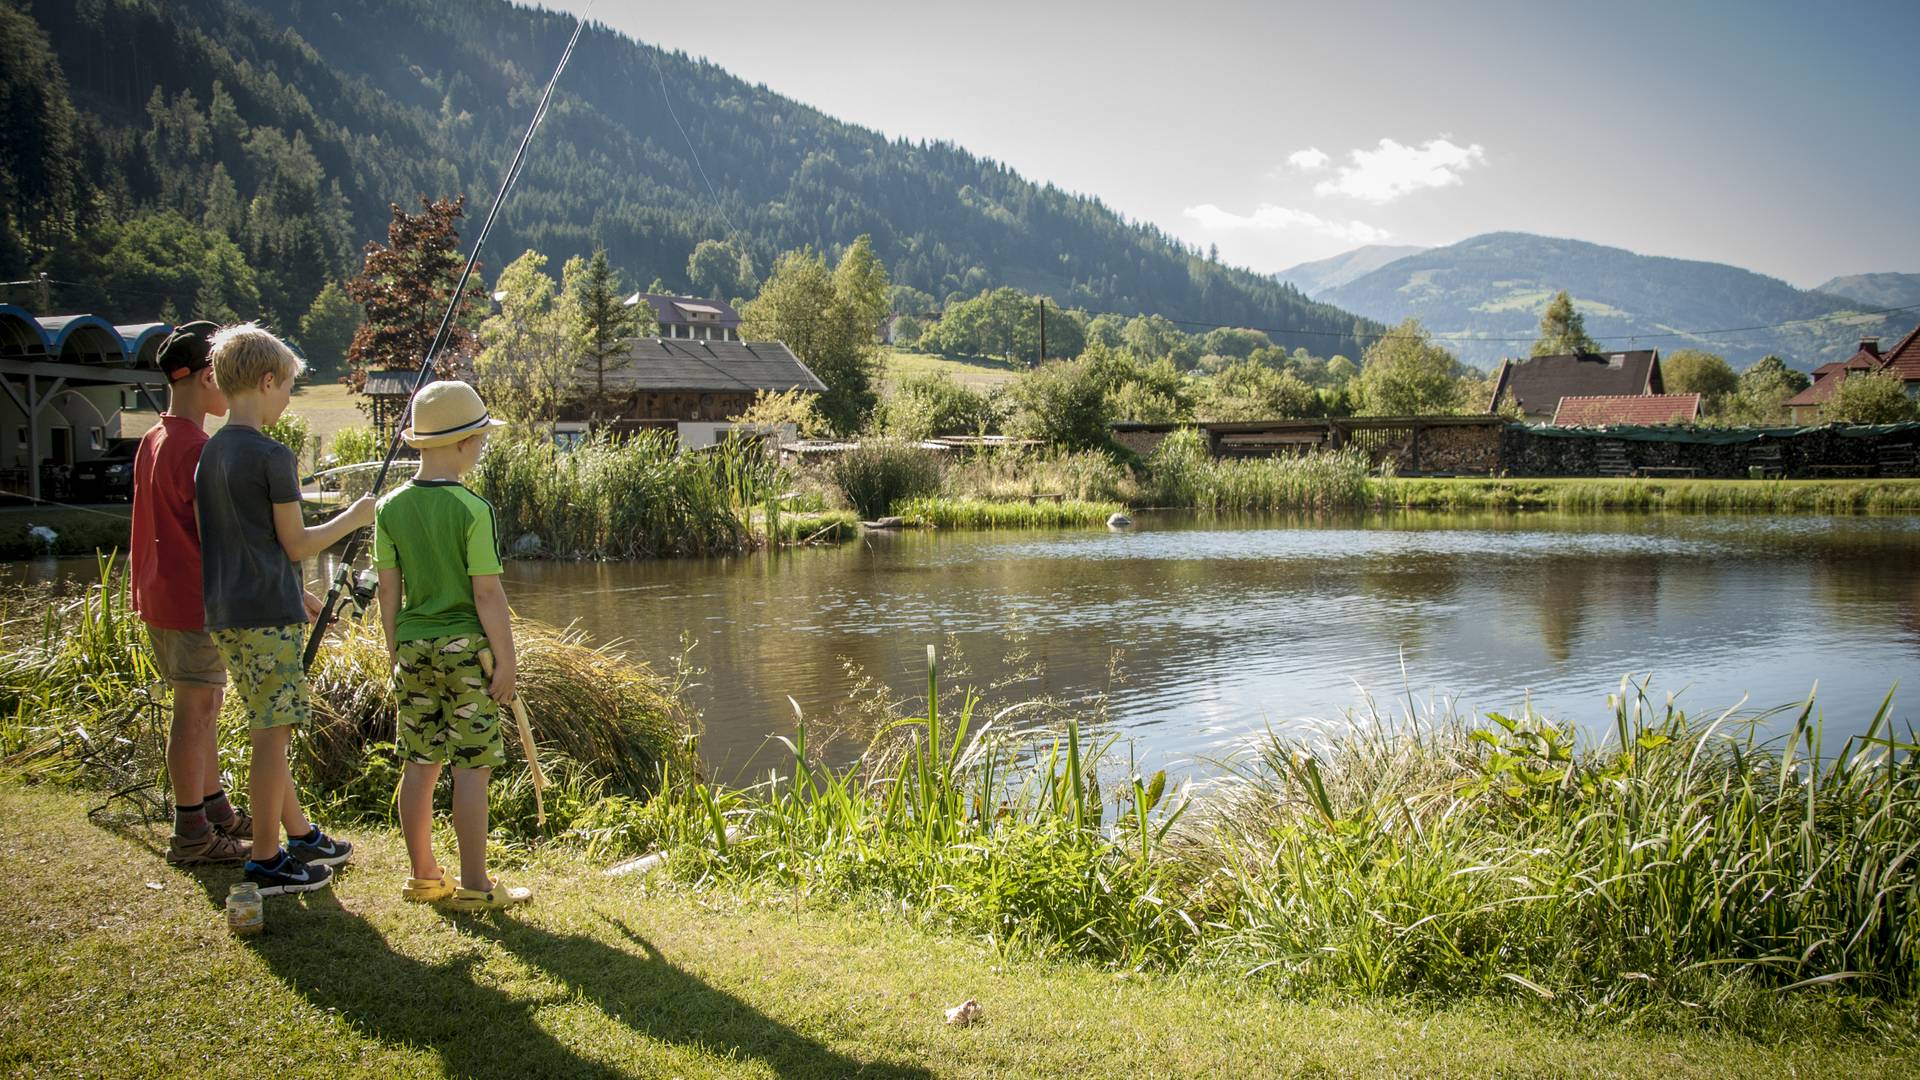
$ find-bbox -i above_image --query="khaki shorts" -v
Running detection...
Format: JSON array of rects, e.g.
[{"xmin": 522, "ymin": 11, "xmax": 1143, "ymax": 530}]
[
  {"xmin": 392, "ymin": 634, "xmax": 506, "ymax": 769},
  {"xmin": 147, "ymin": 627, "xmax": 227, "ymax": 689},
  {"xmin": 211, "ymin": 624, "xmax": 312, "ymax": 730}
]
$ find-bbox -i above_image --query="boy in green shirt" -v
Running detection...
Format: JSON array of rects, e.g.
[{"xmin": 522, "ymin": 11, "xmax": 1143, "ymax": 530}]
[{"xmin": 374, "ymin": 380, "xmax": 530, "ymax": 911}]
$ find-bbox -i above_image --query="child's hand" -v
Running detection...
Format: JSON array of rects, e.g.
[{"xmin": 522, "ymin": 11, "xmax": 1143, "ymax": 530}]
[
  {"xmin": 302, "ymin": 590, "xmax": 324, "ymax": 622},
  {"xmin": 343, "ymin": 494, "xmax": 376, "ymax": 529},
  {"xmin": 488, "ymin": 660, "xmax": 517, "ymax": 705}
]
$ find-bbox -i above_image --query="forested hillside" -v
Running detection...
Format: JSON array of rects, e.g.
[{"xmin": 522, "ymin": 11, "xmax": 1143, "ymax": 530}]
[
  {"xmin": 1317, "ymin": 232, "xmax": 1912, "ymax": 370},
  {"xmin": 1814, "ymin": 273, "xmax": 1920, "ymax": 311},
  {"xmin": 1, "ymin": 0, "xmax": 1376, "ymax": 357}
]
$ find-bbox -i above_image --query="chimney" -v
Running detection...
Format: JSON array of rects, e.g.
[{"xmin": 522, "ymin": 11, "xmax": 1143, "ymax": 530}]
[{"xmin": 1860, "ymin": 337, "xmax": 1882, "ymax": 357}]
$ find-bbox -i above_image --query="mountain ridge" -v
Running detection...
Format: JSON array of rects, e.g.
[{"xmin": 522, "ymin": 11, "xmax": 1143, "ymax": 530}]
[
  {"xmin": 1315, "ymin": 232, "xmax": 1912, "ymax": 370},
  {"xmin": 1276, "ymin": 245, "xmax": 1427, "ymax": 297}
]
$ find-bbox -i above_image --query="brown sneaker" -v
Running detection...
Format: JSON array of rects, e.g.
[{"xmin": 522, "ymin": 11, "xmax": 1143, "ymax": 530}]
[
  {"xmin": 213, "ymin": 806, "xmax": 253, "ymax": 844},
  {"xmin": 166, "ymin": 828, "xmax": 251, "ymax": 866}
]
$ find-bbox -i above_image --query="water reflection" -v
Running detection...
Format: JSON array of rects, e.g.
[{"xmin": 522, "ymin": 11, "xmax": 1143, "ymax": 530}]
[{"xmin": 10, "ymin": 512, "xmax": 1915, "ymax": 781}]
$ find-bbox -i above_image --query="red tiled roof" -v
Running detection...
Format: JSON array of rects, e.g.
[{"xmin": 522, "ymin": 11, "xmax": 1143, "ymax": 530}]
[
  {"xmin": 1785, "ymin": 372, "xmax": 1843, "ymax": 407},
  {"xmin": 1552, "ymin": 393, "xmax": 1701, "ymax": 427},
  {"xmin": 1877, "ymin": 323, "xmax": 1920, "ymax": 383}
]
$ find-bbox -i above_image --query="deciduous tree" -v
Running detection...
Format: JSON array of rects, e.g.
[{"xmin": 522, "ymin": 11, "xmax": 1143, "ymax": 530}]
[
  {"xmin": 1661, "ymin": 349, "xmax": 1739, "ymax": 412},
  {"xmin": 1356, "ymin": 319, "xmax": 1465, "ymax": 416},
  {"xmin": 344, "ymin": 196, "xmax": 484, "ymax": 400},
  {"xmin": 1826, "ymin": 371, "xmax": 1918, "ymax": 425}
]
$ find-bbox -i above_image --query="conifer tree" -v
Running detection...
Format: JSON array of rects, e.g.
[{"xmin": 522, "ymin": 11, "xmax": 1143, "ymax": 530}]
[{"xmin": 1531, "ymin": 290, "xmax": 1600, "ymax": 356}]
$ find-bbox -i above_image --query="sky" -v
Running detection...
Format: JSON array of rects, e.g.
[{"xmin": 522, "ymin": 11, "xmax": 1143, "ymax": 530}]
[{"xmin": 546, "ymin": 0, "xmax": 1919, "ymax": 288}]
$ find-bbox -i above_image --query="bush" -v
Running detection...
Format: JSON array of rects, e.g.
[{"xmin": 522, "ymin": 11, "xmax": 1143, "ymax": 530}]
[
  {"xmin": 829, "ymin": 439, "xmax": 943, "ymax": 519},
  {"xmin": 875, "ymin": 371, "xmax": 999, "ymax": 439},
  {"xmin": 328, "ymin": 425, "xmax": 382, "ymax": 465},
  {"xmin": 263, "ymin": 411, "xmax": 311, "ymax": 464}
]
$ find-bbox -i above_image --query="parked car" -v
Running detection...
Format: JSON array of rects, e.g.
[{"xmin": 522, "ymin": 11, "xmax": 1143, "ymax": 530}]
[{"xmin": 73, "ymin": 439, "xmax": 139, "ymax": 501}]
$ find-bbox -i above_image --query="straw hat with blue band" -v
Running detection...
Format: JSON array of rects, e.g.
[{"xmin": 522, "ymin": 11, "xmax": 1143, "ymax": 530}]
[{"xmin": 401, "ymin": 380, "xmax": 508, "ymax": 448}]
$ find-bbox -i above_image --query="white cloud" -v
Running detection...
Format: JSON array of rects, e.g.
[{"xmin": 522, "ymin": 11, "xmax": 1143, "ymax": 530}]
[
  {"xmin": 1286, "ymin": 147, "xmax": 1330, "ymax": 171},
  {"xmin": 1182, "ymin": 203, "xmax": 1391, "ymax": 245},
  {"xmin": 1314, "ymin": 137, "xmax": 1485, "ymax": 204}
]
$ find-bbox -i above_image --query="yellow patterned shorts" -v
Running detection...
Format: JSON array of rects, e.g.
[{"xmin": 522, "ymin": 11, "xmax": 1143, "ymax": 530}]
[
  {"xmin": 392, "ymin": 634, "xmax": 506, "ymax": 769},
  {"xmin": 211, "ymin": 624, "xmax": 312, "ymax": 731}
]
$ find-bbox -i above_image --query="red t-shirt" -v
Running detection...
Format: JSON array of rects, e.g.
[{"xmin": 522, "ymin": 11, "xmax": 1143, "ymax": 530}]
[{"xmin": 130, "ymin": 415, "xmax": 211, "ymax": 631}]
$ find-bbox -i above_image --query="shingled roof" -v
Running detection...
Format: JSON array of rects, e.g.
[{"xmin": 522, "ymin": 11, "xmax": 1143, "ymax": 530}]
[
  {"xmin": 1876, "ymin": 323, "xmax": 1920, "ymax": 383},
  {"xmin": 1552, "ymin": 393, "xmax": 1701, "ymax": 427},
  {"xmin": 600, "ymin": 338, "xmax": 825, "ymax": 394},
  {"xmin": 1488, "ymin": 350, "xmax": 1663, "ymax": 418}
]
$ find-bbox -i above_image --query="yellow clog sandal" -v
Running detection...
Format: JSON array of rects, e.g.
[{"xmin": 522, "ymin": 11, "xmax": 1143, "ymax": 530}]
[
  {"xmin": 447, "ymin": 879, "xmax": 533, "ymax": 912},
  {"xmin": 402, "ymin": 871, "xmax": 454, "ymax": 903}
]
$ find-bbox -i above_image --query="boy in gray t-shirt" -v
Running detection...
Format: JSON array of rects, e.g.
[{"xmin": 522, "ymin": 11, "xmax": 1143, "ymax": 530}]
[{"xmin": 195, "ymin": 323, "xmax": 374, "ymax": 897}]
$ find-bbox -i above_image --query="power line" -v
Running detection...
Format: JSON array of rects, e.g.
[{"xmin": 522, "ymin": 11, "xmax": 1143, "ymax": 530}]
[{"xmin": 648, "ymin": 47, "xmax": 740, "ymax": 245}]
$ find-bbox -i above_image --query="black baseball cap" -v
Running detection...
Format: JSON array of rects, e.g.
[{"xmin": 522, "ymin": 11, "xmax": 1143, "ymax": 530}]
[{"xmin": 158, "ymin": 321, "xmax": 220, "ymax": 383}]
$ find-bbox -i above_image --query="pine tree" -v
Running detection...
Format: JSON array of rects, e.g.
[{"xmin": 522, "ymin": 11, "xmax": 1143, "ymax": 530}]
[
  {"xmin": 1531, "ymin": 290, "xmax": 1600, "ymax": 356},
  {"xmin": 564, "ymin": 248, "xmax": 640, "ymax": 424}
]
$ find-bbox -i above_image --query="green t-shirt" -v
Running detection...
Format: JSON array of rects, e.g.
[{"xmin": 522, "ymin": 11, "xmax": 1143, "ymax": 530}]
[{"xmin": 372, "ymin": 479, "xmax": 504, "ymax": 642}]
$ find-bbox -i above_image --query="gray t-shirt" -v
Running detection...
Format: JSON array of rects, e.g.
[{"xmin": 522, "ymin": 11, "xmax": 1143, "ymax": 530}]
[{"xmin": 195, "ymin": 425, "xmax": 305, "ymax": 631}]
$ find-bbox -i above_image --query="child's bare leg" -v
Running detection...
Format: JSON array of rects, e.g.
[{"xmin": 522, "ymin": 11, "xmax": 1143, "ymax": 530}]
[
  {"xmin": 451, "ymin": 766, "xmax": 491, "ymax": 889},
  {"xmin": 249, "ymin": 725, "xmax": 293, "ymax": 857},
  {"xmin": 399, "ymin": 762, "xmax": 443, "ymax": 879},
  {"xmin": 166, "ymin": 685, "xmax": 221, "ymax": 813}
]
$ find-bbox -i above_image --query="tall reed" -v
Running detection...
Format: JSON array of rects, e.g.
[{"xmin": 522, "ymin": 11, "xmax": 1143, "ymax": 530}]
[
  {"xmin": 471, "ymin": 431, "xmax": 773, "ymax": 558},
  {"xmin": 892, "ymin": 496, "xmax": 1122, "ymax": 529}
]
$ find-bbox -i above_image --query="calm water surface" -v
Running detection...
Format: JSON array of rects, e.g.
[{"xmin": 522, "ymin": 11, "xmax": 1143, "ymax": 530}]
[
  {"xmin": 494, "ymin": 511, "xmax": 1919, "ymax": 779},
  {"xmin": 15, "ymin": 512, "xmax": 1916, "ymax": 781}
]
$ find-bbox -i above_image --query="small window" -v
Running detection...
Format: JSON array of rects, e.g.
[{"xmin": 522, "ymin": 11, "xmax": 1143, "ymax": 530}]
[
  {"xmin": 1608, "ymin": 354, "xmax": 1625, "ymax": 369},
  {"xmin": 89, "ymin": 427, "xmax": 104, "ymax": 451}
]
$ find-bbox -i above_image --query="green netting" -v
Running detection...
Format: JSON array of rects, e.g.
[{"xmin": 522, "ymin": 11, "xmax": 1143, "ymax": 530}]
[{"xmin": 1509, "ymin": 421, "xmax": 1920, "ymax": 444}]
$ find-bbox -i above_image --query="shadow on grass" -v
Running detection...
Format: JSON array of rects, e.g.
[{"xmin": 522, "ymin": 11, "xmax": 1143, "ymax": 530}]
[
  {"xmin": 462, "ymin": 910, "xmax": 935, "ymax": 1080},
  {"xmin": 250, "ymin": 889, "xmax": 627, "ymax": 1079}
]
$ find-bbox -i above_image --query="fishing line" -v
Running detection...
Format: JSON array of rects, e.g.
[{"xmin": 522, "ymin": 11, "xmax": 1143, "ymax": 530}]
[{"xmin": 303, "ymin": 6, "xmax": 592, "ymax": 671}]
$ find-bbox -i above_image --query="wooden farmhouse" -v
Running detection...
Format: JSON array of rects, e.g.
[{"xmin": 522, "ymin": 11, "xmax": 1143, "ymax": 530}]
[{"xmin": 555, "ymin": 336, "xmax": 825, "ymax": 450}]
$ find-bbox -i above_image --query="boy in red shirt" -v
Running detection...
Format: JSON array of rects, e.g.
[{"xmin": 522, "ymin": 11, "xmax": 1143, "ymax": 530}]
[{"xmin": 130, "ymin": 322, "xmax": 252, "ymax": 865}]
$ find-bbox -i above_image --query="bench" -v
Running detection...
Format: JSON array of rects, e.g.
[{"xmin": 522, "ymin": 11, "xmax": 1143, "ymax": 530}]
[
  {"xmin": 1635, "ymin": 466, "xmax": 1698, "ymax": 479},
  {"xmin": 1022, "ymin": 492, "xmax": 1066, "ymax": 504},
  {"xmin": 1805, "ymin": 464, "xmax": 1873, "ymax": 478}
]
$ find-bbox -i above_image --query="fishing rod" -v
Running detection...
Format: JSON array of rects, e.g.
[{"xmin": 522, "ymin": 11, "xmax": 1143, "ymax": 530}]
[{"xmin": 303, "ymin": 9, "xmax": 590, "ymax": 671}]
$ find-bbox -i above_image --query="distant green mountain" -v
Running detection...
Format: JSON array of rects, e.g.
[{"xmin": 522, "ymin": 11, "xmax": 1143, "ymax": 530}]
[
  {"xmin": 1318, "ymin": 232, "xmax": 1911, "ymax": 370},
  {"xmin": 4, "ymin": 0, "xmax": 1377, "ymax": 357},
  {"xmin": 1276, "ymin": 245, "xmax": 1426, "ymax": 297},
  {"xmin": 1813, "ymin": 273, "xmax": 1920, "ymax": 311}
]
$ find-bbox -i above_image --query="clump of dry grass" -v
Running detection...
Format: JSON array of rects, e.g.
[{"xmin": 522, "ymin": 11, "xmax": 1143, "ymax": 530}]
[{"xmin": 305, "ymin": 616, "xmax": 698, "ymax": 797}]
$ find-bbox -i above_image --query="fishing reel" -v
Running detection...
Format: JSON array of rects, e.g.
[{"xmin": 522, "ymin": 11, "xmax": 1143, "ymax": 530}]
[{"xmin": 334, "ymin": 566, "xmax": 382, "ymax": 621}]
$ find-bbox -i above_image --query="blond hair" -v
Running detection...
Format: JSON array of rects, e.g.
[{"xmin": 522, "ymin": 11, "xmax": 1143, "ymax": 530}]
[{"xmin": 210, "ymin": 322, "xmax": 304, "ymax": 397}]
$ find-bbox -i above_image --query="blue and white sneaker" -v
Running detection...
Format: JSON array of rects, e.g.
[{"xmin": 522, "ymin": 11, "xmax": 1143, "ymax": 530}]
[
  {"xmin": 288, "ymin": 827, "xmax": 353, "ymax": 869},
  {"xmin": 244, "ymin": 852, "xmax": 333, "ymax": 897}
]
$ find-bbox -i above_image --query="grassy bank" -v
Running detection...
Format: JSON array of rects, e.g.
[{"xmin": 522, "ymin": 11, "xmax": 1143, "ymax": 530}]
[
  {"xmin": 6, "ymin": 574, "xmax": 1918, "ymax": 1053},
  {"xmin": 0, "ymin": 506, "xmax": 131, "ymax": 559},
  {"xmin": 1379, "ymin": 475, "xmax": 1920, "ymax": 512},
  {"xmin": 13, "ymin": 784, "xmax": 1915, "ymax": 1079},
  {"xmin": 893, "ymin": 495, "xmax": 1122, "ymax": 529}
]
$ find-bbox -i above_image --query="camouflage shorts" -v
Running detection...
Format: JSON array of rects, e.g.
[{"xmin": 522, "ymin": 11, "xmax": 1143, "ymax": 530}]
[
  {"xmin": 392, "ymin": 635, "xmax": 505, "ymax": 769},
  {"xmin": 211, "ymin": 624, "xmax": 311, "ymax": 730}
]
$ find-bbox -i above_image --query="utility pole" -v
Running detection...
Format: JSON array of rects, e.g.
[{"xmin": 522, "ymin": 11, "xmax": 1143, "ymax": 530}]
[{"xmin": 1036, "ymin": 296, "xmax": 1046, "ymax": 368}]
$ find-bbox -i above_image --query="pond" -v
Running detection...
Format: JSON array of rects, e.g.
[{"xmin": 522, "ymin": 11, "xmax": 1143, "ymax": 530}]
[
  {"xmin": 14, "ymin": 512, "xmax": 1916, "ymax": 782},
  {"xmin": 494, "ymin": 511, "xmax": 1919, "ymax": 780}
]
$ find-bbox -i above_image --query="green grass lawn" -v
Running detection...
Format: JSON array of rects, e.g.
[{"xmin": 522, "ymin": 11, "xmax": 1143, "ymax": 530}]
[
  {"xmin": 0, "ymin": 505, "xmax": 130, "ymax": 559},
  {"xmin": 882, "ymin": 348, "xmax": 1026, "ymax": 392},
  {"xmin": 4, "ymin": 782, "xmax": 1915, "ymax": 1079}
]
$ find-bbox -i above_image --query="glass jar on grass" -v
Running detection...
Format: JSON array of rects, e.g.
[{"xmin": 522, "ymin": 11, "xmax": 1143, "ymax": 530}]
[{"xmin": 226, "ymin": 882, "xmax": 264, "ymax": 937}]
